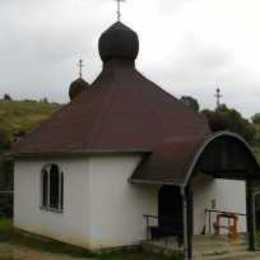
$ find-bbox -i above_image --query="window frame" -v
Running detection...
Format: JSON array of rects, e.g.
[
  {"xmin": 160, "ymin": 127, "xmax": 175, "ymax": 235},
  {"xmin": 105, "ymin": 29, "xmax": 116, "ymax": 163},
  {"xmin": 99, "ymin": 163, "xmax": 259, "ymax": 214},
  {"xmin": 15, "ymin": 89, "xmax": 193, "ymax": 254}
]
[{"xmin": 40, "ymin": 164, "xmax": 64, "ymax": 213}]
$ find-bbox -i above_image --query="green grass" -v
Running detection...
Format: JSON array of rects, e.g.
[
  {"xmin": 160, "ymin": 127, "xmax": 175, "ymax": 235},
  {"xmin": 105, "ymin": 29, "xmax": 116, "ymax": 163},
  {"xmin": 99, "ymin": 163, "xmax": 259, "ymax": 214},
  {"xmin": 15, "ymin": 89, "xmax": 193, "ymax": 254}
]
[
  {"xmin": 0, "ymin": 218, "xmax": 13, "ymax": 242},
  {"xmin": 10, "ymin": 231, "xmax": 94, "ymax": 258},
  {"xmin": 255, "ymin": 230, "xmax": 260, "ymax": 249},
  {"xmin": 0, "ymin": 218, "xmax": 14, "ymax": 259},
  {"xmin": 0, "ymin": 217, "xmax": 93, "ymax": 258},
  {"xmin": 0, "ymin": 218, "xmax": 12, "ymax": 233},
  {"xmin": 0, "ymin": 100, "xmax": 60, "ymax": 146}
]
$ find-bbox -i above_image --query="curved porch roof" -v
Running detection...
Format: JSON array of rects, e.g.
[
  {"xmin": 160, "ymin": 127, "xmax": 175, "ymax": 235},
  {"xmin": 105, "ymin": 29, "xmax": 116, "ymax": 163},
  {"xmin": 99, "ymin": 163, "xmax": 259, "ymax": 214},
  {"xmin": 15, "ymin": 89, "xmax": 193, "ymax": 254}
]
[{"xmin": 130, "ymin": 131, "xmax": 260, "ymax": 187}]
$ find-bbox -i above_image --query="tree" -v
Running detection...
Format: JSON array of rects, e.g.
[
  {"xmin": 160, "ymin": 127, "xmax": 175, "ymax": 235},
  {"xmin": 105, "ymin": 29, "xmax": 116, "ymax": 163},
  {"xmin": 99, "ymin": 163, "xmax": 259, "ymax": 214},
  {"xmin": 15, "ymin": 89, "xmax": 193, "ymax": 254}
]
[
  {"xmin": 42, "ymin": 98, "xmax": 49, "ymax": 104},
  {"xmin": 3, "ymin": 94, "xmax": 12, "ymax": 101},
  {"xmin": 0, "ymin": 129, "xmax": 10, "ymax": 151},
  {"xmin": 252, "ymin": 113, "xmax": 260, "ymax": 124},
  {"xmin": 202, "ymin": 105, "xmax": 256, "ymax": 144},
  {"xmin": 202, "ymin": 109, "xmax": 228, "ymax": 132},
  {"xmin": 180, "ymin": 96, "xmax": 200, "ymax": 112}
]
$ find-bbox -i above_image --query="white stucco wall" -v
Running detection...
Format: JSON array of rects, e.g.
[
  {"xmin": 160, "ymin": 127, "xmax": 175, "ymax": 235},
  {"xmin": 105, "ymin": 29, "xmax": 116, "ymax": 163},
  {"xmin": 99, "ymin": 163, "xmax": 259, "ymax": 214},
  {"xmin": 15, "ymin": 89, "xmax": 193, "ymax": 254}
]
[
  {"xmin": 15, "ymin": 155, "xmax": 246, "ymax": 248},
  {"xmin": 87, "ymin": 155, "xmax": 158, "ymax": 250},
  {"xmin": 14, "ymin": 158, "xmax": 92, "ymax": 248},
  {"xmin": 14, "ymin": 155, "xmax": 158, "ymax": 250},
  {"xmin": 192, "ymin": 174, "xmax": 247, "ymax": 235}
]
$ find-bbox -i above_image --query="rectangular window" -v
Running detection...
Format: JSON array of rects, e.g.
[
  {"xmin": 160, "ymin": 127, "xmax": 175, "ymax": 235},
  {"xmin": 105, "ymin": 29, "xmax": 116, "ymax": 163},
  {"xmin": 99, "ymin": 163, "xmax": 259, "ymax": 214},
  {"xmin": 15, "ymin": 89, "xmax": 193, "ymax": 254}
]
[{"xmin": 41, "ymin": 164, "xmax": 64, "ymax": 213}]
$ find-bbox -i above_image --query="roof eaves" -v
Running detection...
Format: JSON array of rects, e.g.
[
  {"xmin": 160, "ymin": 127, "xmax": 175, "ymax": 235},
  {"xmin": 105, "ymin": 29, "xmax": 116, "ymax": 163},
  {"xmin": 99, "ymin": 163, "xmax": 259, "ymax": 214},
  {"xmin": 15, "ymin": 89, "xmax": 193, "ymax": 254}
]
[
  {"xmin": 13, "ymin": 149, "xmax": 152, "ymax": 159},
  {"xmin": 129, "ymin": 178, "xmax": 181, "ymax": 186}
]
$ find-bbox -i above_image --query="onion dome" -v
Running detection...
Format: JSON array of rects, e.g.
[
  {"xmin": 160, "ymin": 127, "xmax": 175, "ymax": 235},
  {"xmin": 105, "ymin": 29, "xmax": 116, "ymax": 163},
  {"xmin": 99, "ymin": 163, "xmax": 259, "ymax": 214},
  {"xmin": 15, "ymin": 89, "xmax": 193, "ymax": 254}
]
[
  {"xmin": 98, "ymin": 22, "xmax": 139, "ymax": 63},
  {"xmin": 69, "ymin": 77, "xmax": 89, "ymax": 101}
]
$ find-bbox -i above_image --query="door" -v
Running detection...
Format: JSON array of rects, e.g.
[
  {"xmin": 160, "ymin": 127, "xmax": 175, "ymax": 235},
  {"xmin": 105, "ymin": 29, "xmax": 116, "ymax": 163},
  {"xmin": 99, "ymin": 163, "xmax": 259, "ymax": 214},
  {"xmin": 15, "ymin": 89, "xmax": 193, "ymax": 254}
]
[{"xmin": 159, "ymin": 185, "xmax": 183, "ymax": 231}]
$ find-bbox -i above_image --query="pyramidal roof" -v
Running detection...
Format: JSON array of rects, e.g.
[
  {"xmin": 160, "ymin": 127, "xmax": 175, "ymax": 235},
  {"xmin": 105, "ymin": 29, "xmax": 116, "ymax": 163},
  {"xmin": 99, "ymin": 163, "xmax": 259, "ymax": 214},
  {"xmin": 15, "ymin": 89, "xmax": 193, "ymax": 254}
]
[{"xmin": 12, "ymin": 22, "xmax": 210, "ymax": 157}]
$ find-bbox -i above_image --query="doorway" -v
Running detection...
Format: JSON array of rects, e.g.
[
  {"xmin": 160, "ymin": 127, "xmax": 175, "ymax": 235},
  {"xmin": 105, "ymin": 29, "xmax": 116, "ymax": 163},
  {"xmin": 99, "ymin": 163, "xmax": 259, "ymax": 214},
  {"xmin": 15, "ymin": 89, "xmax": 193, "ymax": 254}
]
[{"xmin": 158, "ymin": 185, "xmax": 183, "ymax": 233}]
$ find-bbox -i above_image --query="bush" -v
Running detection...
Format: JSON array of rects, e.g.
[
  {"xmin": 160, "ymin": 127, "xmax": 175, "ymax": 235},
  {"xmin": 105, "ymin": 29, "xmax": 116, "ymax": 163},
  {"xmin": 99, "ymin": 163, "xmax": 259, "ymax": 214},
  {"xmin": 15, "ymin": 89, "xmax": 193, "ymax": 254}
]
[
  {"xmin": 180, "ymin": 96, "xmax": 200, "ymax": 113},
  {"xmin": 252, "ymin": 113, "xmax": 260, "ymax": 125},
  {"xmin": 3, "ymin": 94, "xmax": 12, "ymax": 101},
  {"xmin": 0, "ymin": 129, "xmax": 10, "ymax": 151},
  {"xmin": 202, "ymin": 105, "xmax": 256, "ymax": 144}
]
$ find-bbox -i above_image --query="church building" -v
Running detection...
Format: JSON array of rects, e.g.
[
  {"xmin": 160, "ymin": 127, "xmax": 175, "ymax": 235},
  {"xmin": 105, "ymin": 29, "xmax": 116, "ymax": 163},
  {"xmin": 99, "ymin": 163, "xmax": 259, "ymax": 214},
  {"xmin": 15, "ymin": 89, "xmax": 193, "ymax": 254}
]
[{"xmin": 12, "ymin": 20, "xmax": 260, "ymax": 259}]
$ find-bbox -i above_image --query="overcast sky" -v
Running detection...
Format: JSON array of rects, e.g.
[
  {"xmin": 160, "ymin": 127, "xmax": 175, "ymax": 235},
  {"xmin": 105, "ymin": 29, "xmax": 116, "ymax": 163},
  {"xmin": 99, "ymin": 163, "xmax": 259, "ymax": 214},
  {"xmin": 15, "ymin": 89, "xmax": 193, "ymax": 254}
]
[{"xmin": 0, "ymin": 0, "xmax": 259, "ymax": 117}]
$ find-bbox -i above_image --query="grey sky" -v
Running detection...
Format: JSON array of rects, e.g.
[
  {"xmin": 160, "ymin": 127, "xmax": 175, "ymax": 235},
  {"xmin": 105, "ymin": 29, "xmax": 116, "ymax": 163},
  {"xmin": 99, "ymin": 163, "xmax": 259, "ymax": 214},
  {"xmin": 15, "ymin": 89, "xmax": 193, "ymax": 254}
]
[{"xmin": 0, "ymin": 0, "xmax": 259, "ymax": 118}]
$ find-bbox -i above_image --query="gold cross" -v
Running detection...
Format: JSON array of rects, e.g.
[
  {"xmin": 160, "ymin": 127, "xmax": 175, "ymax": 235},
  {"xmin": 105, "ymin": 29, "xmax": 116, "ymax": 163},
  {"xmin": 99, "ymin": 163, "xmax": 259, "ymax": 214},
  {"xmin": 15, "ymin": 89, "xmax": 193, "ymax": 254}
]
[
  {"xmin": 78, "ymin": 59, "xmax": 84, "ymax": 78},
  {"xmin": 215, "ymin": 87, "xmax": 223, "ymax": 109},
  {"xmin": 115, "ymin": 0, "xmax": 126, "ymax": 21}
]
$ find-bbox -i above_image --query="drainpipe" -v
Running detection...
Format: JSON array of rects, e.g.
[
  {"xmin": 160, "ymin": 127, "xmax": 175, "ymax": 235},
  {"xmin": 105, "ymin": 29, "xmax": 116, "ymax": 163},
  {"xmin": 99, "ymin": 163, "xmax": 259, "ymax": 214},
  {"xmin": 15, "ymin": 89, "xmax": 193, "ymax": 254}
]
[
  {"xmin": 252, "ymin": 190, "xmax": 260, "ymax": 250},
  {"xmin": 181, "ymin": 186, "xmax": 189, "ymax": 260},
  {"xmin": 247, "ymin": 180, "xmax": 256, "ymax": 251}
]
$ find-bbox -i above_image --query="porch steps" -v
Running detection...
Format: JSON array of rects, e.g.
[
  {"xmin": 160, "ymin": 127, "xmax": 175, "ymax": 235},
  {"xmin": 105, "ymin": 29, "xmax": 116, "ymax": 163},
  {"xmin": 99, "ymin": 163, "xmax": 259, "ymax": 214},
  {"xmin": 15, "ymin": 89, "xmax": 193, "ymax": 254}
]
[
  {"xmin": 199, "ymin": 251, "xmax": 260, "ymax": 260},
  {"xmin": 142, "ymin": 235, "xmax": 260, "ymax": 259},
  {"xmin": 141, "ymin": 237, "xmax": 183, "ymax": 255},
  {"xmin": 193, "ymin": 235, "xmax": 260, "ymax": 260}
]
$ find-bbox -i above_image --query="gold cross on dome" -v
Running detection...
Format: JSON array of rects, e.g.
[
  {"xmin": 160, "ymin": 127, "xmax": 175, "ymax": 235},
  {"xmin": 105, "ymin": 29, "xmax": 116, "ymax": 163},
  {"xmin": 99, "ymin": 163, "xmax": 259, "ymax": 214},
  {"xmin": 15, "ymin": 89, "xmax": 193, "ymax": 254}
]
[
  {"xmin": 115, "ymin": 0, "xmax": 126, "ymax": 21},
  {"xmin": 215, "ymin": 87, "xmax": 223, "ymax": 109},
  {"xmin": 77, "ymin": 59, "xmax": 84, "ymax": 78}
]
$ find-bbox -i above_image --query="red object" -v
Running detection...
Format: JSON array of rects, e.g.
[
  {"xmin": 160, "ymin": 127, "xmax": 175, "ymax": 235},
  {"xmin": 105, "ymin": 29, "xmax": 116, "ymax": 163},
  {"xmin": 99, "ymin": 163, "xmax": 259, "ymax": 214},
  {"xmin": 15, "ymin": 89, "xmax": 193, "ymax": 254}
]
[{"xmin": 213, "ymin": 213, "xmax": 239, "ymax": 240}]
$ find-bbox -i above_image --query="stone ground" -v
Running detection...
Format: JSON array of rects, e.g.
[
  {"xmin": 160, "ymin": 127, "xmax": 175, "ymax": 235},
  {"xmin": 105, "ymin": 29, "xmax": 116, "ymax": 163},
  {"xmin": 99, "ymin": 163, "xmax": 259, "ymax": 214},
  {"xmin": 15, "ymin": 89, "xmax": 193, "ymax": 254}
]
[{"xmin": 0, "ymin": 242, "xmax": 96, "ymax": 260}]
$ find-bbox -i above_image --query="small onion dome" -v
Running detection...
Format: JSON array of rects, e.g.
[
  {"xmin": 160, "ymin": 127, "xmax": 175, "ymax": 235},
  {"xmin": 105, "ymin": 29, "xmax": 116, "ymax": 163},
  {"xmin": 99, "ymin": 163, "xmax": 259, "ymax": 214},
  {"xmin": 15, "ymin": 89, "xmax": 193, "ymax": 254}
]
[
  {"xmin": 69, "ymin": 77, "xmax": 89, "ymax": 101},
  {"xmin": 98, "ymin": 22, "xmax": 139, "ymax": 63}
]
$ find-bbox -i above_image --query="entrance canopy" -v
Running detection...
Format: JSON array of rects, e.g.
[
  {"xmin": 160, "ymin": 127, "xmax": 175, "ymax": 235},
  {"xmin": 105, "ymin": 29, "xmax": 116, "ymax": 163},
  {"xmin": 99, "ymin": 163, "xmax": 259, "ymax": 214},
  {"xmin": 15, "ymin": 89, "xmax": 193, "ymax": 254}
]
[{"xmin": 131, "ymin": 131, "xmax": 260, "ymax": 186}]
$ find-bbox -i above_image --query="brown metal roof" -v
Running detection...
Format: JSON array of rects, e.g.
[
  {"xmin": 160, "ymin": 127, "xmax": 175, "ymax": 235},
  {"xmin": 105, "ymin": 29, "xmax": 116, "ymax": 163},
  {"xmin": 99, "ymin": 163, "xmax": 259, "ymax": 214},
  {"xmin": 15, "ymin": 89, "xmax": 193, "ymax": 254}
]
[
  {"xmin": 130, "ymin": 132, "xmax": 260, "ymax": 186},
  {"xmin": 12, "ymin": 22, "xmax": 260, "ymax": 187},
  {"xmin": 12, "ymin": 58, "xmax": 210, "ymax": 156},
  {"xmin": 12, "ymin": 22, "xmax": 213, "ymax": 186},
  {"xmin": 130, "ymin": 135, "xmax": 205, "ymax": 186}
]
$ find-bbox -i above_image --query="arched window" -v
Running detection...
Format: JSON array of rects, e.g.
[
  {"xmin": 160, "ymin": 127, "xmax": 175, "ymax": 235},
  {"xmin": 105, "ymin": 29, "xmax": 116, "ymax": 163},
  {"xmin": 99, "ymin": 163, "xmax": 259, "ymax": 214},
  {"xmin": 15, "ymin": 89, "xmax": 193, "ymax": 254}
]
[{"xmin": 41, "ymin": 164, "xmax": 64, "ymax": 212}]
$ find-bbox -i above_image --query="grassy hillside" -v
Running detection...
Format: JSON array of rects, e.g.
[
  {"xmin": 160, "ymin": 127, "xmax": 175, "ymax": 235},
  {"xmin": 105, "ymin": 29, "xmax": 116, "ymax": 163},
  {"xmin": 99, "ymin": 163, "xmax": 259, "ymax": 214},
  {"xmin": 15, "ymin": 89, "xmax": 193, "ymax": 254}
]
[
  {"xmin": 1, "ymin": 99, "xmax": 260, "ymax": 159},
  {"xmin": 0, "ymin": 100, "xmax": 61, "ymax": 147}
]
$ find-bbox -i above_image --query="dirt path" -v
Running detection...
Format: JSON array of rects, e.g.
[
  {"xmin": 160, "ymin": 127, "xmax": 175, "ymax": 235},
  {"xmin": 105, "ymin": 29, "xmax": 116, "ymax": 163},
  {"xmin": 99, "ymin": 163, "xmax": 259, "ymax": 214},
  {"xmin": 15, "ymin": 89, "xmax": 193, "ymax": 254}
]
[{"xmin": 0, "ymin": 242, "xmax": 96, "ymax": 260}]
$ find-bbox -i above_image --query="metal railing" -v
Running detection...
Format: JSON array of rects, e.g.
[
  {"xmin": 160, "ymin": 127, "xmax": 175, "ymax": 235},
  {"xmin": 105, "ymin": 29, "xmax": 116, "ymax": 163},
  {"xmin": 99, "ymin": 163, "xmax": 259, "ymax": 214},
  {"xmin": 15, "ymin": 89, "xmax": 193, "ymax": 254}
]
[
  {"xmin": 143, "ymin": 214, "xmax": 183, "ymax": 242},
  {"xmin": 143, "ymin": 214, "xmax": 158, "ymax": 240}
]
